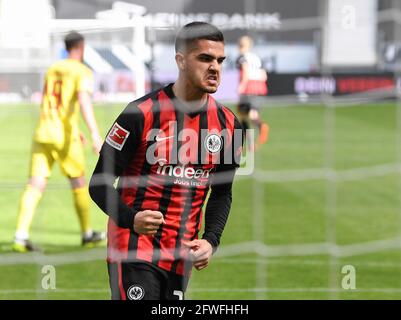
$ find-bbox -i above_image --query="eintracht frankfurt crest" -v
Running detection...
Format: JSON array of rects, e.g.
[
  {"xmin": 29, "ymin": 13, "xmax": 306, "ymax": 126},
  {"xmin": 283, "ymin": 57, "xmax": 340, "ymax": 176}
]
[
  {"xmin": 127, "ymin": 285, "xmax": 145, "ymax": 300},
  {"xmin": 205, "ymin": 133, "xmax": 222, "ymax": 153}
]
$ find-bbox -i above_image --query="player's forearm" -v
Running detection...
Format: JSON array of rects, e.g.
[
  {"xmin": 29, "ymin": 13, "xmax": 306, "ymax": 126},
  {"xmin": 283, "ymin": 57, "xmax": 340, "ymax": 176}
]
[
  {"xmin": 239, "ymin": 75, "xmax": 248, "ymax": 86},
  {"xmin": 239, "ymin": 76, "xmax": 248, "ymax": 88},
  {"xmin": 202, "ymin": 186, "xmax": 232, "ymax": 251},
  {"xmin": 79, "ymin": 92, "xmax": 101, "ymax": 139},
  {"xmin": 89, "ymin": 156, "xmax": 137, "ymax": 229},
  {"xmin": 238, "ymin": 65, "xmax": 249, "ymax": 93}
]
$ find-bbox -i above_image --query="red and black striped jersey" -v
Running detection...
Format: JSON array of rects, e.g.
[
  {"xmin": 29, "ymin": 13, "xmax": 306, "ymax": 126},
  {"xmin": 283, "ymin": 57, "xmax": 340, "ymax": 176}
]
[
  {"xmin": 98, "ymin": 83, "xmax": 242, "ymax": 276},
  {"xmin": 236, "ymin": 52, "xmax": 268, "ymax": 96}
]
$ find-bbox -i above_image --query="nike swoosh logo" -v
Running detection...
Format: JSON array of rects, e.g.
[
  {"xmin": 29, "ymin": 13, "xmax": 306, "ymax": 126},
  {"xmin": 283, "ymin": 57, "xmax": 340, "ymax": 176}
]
[{"xmin": 155, "ymin": 135, "xmax": 174, "ymax": 142}]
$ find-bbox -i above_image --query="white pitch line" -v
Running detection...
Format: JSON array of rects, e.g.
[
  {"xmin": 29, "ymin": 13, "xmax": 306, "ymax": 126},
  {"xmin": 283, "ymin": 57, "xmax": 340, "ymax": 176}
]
[
  {"xmin": 254, "ymin": 163, "xmax": 401, "ymax": 183},
  {"xmin": 1, "ymin": 162, "xmax": 400, "ymax": 190},
  {"xmin": 1, "ymin": 288, "xmax": 401, "ymax": 294},
  {"xmin": 188, "ymin": 288, "xmax": 401, "ymax": 293},
  {"xmin": 0, "ymin": 247, "xmax": 106, "ymax": 266},
  {"xmin": 0, "ymin": 288, "xmax": 109, "ymax": 294},
  {"xmin": 1, "ymin": 237, "xmax": 401, "ymax": 266},
  {"xmin": 213, "ymin": 258, "xmax": 401, "ymax": 268},
  {"xmin": 213, "ymin": 237, "xmax": 401, "ymax": 258},
  {"xmin": 252, "ymin": 90, "xmax": 397, "ymax": 108}
]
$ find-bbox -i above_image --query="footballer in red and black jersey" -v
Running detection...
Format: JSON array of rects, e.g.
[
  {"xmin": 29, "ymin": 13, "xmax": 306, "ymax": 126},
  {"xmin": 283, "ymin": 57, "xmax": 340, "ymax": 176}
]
[
  {"xmin": 90, "ymin": 83, "xmax": 243, "ymax": 277},
  {"xmin": 236, "ymin": 52, "xmax": 268, "ymax": 96},
  {"xmin": 236, "ymin": 35, "xmax": 270, "ymax": 148}
]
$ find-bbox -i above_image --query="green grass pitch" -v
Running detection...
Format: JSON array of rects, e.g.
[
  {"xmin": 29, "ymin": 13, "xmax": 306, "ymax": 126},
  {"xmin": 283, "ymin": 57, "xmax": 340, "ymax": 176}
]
[{"xmin": 0, "ymin": 101, "xmax": 400, "ymax": 299}]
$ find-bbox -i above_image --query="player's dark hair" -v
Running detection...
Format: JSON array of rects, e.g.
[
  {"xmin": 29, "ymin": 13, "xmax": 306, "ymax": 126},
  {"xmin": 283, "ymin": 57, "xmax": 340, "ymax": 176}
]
[
  {"xmin": 175, "ymin": 22, "xmax": 224, "ymax": 53},
  {"xmin": 64, "ymin": 31, "xmax": 84, "ymax": 52}
]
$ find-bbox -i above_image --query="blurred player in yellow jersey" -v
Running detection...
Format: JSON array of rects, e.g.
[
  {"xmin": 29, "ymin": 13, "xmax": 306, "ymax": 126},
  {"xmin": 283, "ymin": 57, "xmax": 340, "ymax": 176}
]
[{"xmin": 13, "ymin": 31, "xmax": 105, "ymax": 252}]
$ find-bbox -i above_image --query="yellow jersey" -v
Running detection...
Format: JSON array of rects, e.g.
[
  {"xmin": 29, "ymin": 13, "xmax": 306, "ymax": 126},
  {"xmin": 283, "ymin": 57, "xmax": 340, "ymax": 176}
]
[{"xmin": 34, "ymin": 59, "xmax": 93, "ymax": 146}]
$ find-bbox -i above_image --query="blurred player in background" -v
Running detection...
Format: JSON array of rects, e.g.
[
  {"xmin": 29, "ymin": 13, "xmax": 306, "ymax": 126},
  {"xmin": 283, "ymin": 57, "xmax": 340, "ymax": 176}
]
[
  {"xmin": 236, "ymin": 35, "xmax": 269, "ymax": 150},
  {"xmin": 13, "ymin": 31, "xmax": 105, "ymax": 252},
  {"xmin": 89, "ymin": 22, "xmax": 243, "ymax": 300}
]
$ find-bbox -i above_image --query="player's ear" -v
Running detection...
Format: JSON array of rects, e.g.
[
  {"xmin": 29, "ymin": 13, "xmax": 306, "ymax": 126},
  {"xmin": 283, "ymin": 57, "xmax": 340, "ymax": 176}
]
[{"xmin": 175, "ymin": 52, "xmax": 186, "ymax": 71}]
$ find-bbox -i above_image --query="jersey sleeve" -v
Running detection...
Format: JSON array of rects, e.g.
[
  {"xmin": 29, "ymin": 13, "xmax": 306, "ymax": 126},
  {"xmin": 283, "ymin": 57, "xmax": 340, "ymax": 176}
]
[
  {"xmin": 77, "ymin": 67, "xmax": 94, "ymax": 94},
  {"xmin": 100, "ymin": 102, "xmax": 145, "ymax": 170},
  {"xmin": 202, "ymin": 115, "xmax": 243, "ymax": 250},
  {"xmin": 232, "ymin": 116, "xmax": 244, "ymax": 168},
  {"xmin": 89, "ymin": 102, "xmax": 145, "ymax": 230},
  {"xmin": 220, "ymin": 115, "xmax": 243, "ymax": 170},
  {"xmin": 236, "ymin": 55, "xmax": 246, "ymax": 69}
]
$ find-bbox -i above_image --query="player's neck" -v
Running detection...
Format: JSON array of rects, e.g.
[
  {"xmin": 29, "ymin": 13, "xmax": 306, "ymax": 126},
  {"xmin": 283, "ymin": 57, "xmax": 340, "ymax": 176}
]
[
  {"xmin": 172, "ymin": 80, "xmax": 208, "ymax": 112},
  {"xmin": 68, "ymin": 51, "xmax": 83, "ymax": 62}
]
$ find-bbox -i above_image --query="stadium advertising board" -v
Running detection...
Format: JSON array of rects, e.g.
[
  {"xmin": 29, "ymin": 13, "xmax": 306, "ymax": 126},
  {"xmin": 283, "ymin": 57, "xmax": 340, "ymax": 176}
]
[{"xmin": 268, "ymin": 72, "xmax": 396, "ymax": 97}]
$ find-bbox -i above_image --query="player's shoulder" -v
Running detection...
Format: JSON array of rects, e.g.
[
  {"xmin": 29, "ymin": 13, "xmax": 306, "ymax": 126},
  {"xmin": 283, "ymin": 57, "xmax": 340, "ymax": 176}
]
[
  {"xmin": 79, "ymin": 63, "xmax": 93, "ymax": 76},
  {"xmin": 46, "ymin": 60, "xmax": 64, "ymax": 73},
  {"xmin": 74, "ymin": 61, "xmax": 92, "ymax": 77},
  {"xmin": 247, "ymin": 51, "xmax": 262, "ymax": 63},
  {"xmin": 236, "ymin": 54, "xmax": 246, "ymax": 65},
  {"xmin": 213, "ymin": 97, "xmax": 234, "ymax": 115},
  {"xmin": 122, "ymin": 86, "xmax": 165, "ymax": 118},
  {"xmin": 47, "ymin": 59, "xmax": 91, "ymax": 76},
  {"xmin": 62, "ymin": 59, "xmax": 92, "ymax": 76},
  {"xmin": 213, "ymin": 98, "xmax": 242, "ymax": 128}
]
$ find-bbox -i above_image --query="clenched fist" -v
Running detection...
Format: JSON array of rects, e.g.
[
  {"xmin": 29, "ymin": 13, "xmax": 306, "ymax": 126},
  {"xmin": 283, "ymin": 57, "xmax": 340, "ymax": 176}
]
[
  {"xmin": 134, "ymin": 210, "xmax": 165, "ymax": 236},
  {"xmin": 184, "ymin": 239, "xmax": 213, "ymax": 270}
]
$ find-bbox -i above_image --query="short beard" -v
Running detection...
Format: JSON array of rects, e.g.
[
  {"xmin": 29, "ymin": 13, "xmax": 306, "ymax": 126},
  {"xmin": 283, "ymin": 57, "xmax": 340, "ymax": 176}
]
[{"xmin": 203, "ymin": 86, "xmax": 217, "ymax": 94}]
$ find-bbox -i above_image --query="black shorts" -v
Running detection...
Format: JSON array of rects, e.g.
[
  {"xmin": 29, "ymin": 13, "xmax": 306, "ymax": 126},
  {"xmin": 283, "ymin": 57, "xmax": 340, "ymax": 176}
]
[
  {"xmin": 107, "ymin": 261, "xmax": 189, "ymax": 300},
  {"xmin": 237, "ymin": 95, "xmax": 260, "ymax": 114}
]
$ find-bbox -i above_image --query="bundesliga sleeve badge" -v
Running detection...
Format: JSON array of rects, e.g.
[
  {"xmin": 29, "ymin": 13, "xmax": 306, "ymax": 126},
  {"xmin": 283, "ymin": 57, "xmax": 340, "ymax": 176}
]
[{"xmin": 106, "ymin": 122, "xmax": 130, "ymax": 151}]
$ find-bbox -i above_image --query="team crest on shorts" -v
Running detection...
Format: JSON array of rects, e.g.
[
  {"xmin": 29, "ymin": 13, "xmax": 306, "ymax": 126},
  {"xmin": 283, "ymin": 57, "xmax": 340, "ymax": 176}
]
[
  {"xmin": 205, "ymin": 133, "xmax": 222, "ymax": 154},
  {"xmin": 127, "ymin": 285, "xmax": 145, "ymax": 300}
]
